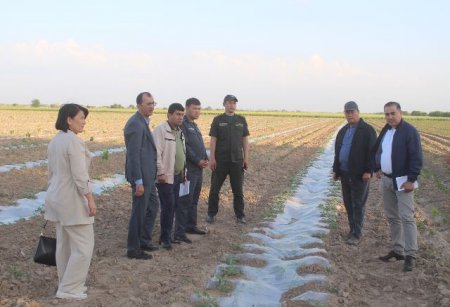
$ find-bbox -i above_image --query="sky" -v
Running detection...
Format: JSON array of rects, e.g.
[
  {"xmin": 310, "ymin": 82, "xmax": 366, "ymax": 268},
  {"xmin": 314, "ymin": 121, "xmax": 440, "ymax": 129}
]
[{"xmin": 1, "ymin": 0, "xmax": 449, "ymax": 112}]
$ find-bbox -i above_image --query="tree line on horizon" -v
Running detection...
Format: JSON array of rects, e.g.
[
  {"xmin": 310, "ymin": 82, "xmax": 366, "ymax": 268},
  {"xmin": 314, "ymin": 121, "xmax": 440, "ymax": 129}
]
[{"xmin": 2, "ymin": 99, "xmax": 450, "ymax": 117}]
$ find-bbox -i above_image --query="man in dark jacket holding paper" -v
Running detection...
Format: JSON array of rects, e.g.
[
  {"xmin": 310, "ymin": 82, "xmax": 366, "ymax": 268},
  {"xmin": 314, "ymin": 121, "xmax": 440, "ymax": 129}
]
[
  {"xmin": 373, "ymin": 101, "xmax": 423, "ymax": 272},
  {"xmin": 333, "ymin": 101, "xmax": 376, "ymax": 245},
  {"xmin": 180, "ymin": 97, "xmax": 208, "ymax": 235}
]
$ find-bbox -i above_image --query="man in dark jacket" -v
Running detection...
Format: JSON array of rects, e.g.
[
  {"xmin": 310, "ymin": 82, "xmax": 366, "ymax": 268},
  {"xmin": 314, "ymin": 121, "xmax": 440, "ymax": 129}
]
[
  {"xmin": 124, "ymin": 92, "xmax": 159, "ymax": 259},
  {"xmin": 373, "ymin": 101, "xmax": 423, "ymax": 272},
  {"xmin": 333, "ymin": 101, "xmax": 376, "ymax": 245},
  {"xmin": 180, "ymin": 97, "xmax": 208, "ymax": 235}
]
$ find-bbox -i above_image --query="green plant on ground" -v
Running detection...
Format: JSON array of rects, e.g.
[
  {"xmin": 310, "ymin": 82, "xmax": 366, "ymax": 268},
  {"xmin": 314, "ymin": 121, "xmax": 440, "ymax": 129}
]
[
  {"xmin": 422, "ymin": 168, "xmax": 450, "ymax": 195},
  {"xmin": 34, "ymin": 205, "xmax": 45, "ymax": 214},
  {"xmin": 224, "ymin": 255, "xmax": 237, "ymax": 265},
  {"xmin": 101, "ymin": 149, "xmax": 109, "ymax": 160},
  {"xmin": 193, "ymin": 291, "xmax": 219, "ymax": 307},
  {"xmin": 431, "ymin": 207, "xmax": 440, "ymax": 221},
  {"xmin": 223, "ymin": 265, "xmax": 241, "ymax": 277},
  {"xmin": 416, "ymin": 218, "xmax": 427, "ymax": 232},
  {"xmin": 22, "ymin": 191, "xmax": 37, "ymax": 199},
  {"xmin": 217, "ymin": 276, "xmax": 233, "ymax": 293}
]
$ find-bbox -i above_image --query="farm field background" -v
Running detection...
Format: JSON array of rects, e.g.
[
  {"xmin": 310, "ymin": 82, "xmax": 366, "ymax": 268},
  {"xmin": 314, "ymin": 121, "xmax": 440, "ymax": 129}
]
[{"xmin": 0, "ymin": 107, "xmax": 449, "ymax": 306}]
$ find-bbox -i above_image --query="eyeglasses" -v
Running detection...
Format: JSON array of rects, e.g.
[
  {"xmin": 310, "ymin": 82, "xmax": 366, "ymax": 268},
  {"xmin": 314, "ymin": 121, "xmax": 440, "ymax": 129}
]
[
  {"xmin": 344, "ymin": 110, "xmax": 356, "ymax": 114},
  {"xmin": 148, "ymin": 102, "xmax": 157, "ymax": 106}
]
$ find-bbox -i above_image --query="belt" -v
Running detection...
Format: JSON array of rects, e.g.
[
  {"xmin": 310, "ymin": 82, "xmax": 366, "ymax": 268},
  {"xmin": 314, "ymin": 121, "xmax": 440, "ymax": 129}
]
[{"xmin": 383, "ymin": 172, "xmax": 393, "ymax": 178}]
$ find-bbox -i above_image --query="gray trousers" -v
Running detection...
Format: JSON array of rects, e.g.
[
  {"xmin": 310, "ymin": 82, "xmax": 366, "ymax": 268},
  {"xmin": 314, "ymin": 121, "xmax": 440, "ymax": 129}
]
[
  {"xmin": 127, "ymin": 184, "xmax": 159, "ymax": 253},
  {"xmin": 381, "ymin": 175, "xmax": 418, "ymax": 257},
  {"xmin": 340, "ymin": 172, "xmax": 369, "ymax": 238}
]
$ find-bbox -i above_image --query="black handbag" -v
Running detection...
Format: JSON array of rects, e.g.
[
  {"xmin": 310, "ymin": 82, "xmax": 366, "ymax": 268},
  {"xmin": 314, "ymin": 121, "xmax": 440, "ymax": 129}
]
[{"xmin": 33, "ymin": 221, "xmax": 56, "ymax": 266}]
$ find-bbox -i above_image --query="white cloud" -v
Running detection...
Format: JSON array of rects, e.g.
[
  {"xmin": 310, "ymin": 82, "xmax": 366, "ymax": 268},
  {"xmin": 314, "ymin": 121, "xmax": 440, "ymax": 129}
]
[{"xmin": 0, "ymin": 39, "xmax": 448, "ymax": 112}]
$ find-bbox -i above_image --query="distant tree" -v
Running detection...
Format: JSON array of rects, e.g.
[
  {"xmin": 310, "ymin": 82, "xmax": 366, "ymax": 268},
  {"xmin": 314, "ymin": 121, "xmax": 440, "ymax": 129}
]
[
  {"xmin": 31, "ymin": 99, "xmax": 41, "ymax": 107},
  {"xmin": 128, "ymin": 104, "xmax": 136, "ymax": 109},
  {"xmin": 50, "ymin": 103, "xmax": 60, "ymax": 108},
  {"xmin": 411, "ymin": 110, "xmax": 427, "ymax": 116},
  {"xmin": 402, "ymin": 111, "xmax": 409, "ymax": 115},
  {"xmin": 204, "ymin": 106, "xmax": 212, "ymax": 110},
  {"xmin": 429, "ymin": 111, "xmax": 450, "ymax": 117},
  {"xmin": 110, "ymin": 103, "xmax": 124, "ymax": 109}
]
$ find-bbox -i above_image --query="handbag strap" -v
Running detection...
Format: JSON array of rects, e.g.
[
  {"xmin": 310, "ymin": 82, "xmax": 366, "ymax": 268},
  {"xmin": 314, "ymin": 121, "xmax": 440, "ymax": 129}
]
[{"xmin": 40, "ymin": 220, "xmax": 49, "ymax": 236}]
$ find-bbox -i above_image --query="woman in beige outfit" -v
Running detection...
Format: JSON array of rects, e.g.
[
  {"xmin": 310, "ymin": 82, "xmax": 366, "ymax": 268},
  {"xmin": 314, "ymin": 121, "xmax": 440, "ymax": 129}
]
[{"xmin": 45, "ymin": 104, "xmax": 97, "ymax": 300}]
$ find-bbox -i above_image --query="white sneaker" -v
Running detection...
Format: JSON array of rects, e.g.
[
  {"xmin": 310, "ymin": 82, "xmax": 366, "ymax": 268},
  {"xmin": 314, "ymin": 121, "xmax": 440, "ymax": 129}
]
[{"xmin": 56, "ymin": 291, "xmax": 87, "ymax": 300}]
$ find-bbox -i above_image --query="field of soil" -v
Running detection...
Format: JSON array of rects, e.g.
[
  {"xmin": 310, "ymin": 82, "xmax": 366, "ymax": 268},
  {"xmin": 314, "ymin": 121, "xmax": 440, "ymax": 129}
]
[{"xmin": 0, "ymin": 110, "xmax": 449, "ymax": 306}]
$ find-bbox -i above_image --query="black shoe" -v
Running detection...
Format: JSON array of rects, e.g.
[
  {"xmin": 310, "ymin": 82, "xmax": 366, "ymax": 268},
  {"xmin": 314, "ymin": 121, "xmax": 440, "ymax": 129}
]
[
  {"xmin": 174, "ymin": 236, "xmax": 192, "ymax": 244},
  {"xmin": 186, "ymin": 228, "xmax": 207, "ymax": 235},
  {"xmin": 206, "ymin": 215, "xmax": 215, "ymax": 224},
  {"xmin": 346, "ymin": 235, "xmax": 360, "ymax": 246},
  {"xmin": 127, "ymin": 251, "xmax": 153, "ymax": 260},
  {"xmin": 141, "ymin": 244, "xmax": 159, "ymax": 252},
  {"xmin": 160, "ymin": 241, "xmax": 172, "ymax": 250},
  {"xmin": 170, "ymin": 238, "xmax": 181, "ymax": 244},
  {"xmin": 379, "ymin": 251, "xmax": 405, "ymax": 262},
  {"xmin": 403, "ymin": 256, "xmax": 416, "ymax": 272},
  {"xmin": 236, "ymin": 217, "xmax": 247, "ymax": 224}
]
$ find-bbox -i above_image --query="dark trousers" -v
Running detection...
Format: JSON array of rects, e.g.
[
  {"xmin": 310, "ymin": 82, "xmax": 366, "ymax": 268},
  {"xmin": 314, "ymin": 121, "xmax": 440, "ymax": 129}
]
[
  {"xmin": 340, "ymin": 172, "xmax": 369, "ymax": 238},
  {"xmin": 156, "ymin": 175, "xmax": 181, "ymax": 243},
  {"xmin": 208, "ymin": 161, "xmax": 245, "ymax": 219},
  {"xmin": 186, "ymin": 171, "xmax": 203, "ymax": 230},
  {"xmin": 127, "ymin": 184, "xmax": 159, "ymax": 253}
]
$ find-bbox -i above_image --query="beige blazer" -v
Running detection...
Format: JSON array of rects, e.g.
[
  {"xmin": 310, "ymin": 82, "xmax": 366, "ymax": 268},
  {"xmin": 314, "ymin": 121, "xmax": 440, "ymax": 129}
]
[
  {"xmin": 45, "ymin": 130, "xmax": 94, "ymax": 226},
  {"xmin": 153, "ymin": 121, "xmax": 186, "ymax": 184}
]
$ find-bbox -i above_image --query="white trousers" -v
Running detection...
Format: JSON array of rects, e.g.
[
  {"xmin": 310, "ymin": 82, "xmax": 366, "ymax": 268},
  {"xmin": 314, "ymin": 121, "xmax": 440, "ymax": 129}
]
[{"xmin": 55, "ymin": 222, "xmax": 94, "ymax": 294}]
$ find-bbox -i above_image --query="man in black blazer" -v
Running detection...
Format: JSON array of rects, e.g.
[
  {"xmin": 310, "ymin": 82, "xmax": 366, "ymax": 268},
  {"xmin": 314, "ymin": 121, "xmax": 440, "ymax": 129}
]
[{"xmin": 124, "ymin": 92, "xmax": 159, "ymax": 259}]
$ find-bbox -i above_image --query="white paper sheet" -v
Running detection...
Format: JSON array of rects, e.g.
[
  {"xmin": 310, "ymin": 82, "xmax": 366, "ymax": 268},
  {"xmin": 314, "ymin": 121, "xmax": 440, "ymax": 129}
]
[
  {"xmin": 179, "ymin": 180, "xmax": 190, "ymax": 197},
  {"xmin": 395, "ymin": 176, "xmax": 418, "ymax": 191}
]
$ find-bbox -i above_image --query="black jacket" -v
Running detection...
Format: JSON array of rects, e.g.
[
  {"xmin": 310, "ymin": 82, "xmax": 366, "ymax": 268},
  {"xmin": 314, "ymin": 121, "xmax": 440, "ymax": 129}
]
[
  {"xmin": 333, "ymin": 118, "xmax": 377, "ymax": 179},
  {"xmin": 209, "ymin": 113, "xmax": 249, "ymax": 162},
  {"xmin": 181, "ymin": 116, "xmax": 208, "ymax": 174},
  {"xmin": 373, "ymin": 119, "xmax": 423, "ymax": 189}
]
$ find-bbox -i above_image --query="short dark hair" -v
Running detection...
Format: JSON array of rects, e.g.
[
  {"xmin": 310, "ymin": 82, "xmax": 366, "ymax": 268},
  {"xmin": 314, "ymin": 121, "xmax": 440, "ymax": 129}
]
[
  {"xmin": 168, "ymin": 103, "xmax": 185, "ymax": 114},
  {"xmin": 384, "ymin": 101, "xmax": 401, "ymax": 110},
  {"xmin": 55, "ymin": 104, "xmax": 89, "ymax": 132},
  {"xmin": 185, "ymin": 97, "xmax": 201, "ymax": 107},
  {"xmin": 136, "ymin": 92, "xmax": 152, "ymax": 105}
]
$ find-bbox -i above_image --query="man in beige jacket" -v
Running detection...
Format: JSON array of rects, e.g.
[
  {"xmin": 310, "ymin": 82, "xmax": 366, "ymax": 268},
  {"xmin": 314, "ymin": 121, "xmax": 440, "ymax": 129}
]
[{"xmin": 153, "ymin": 103, "xmax": 187, "ymax": 250}]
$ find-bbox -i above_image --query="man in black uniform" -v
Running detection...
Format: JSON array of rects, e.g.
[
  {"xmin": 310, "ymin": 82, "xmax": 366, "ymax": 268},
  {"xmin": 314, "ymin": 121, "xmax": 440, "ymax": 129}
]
[{"xmin": 207, "ymin": 94, "xmax": 250, "ymax": 224}]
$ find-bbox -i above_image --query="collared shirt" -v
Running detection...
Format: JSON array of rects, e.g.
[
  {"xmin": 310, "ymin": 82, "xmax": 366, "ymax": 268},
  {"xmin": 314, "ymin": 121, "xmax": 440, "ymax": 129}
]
[
  {"xmin": 381, "ymin": 128, "xmax": 396, "ymax": 174},
  {"xmin": 174, "ymin": 128, "xmax": 185, "ymax": 175},
  {"xmin": 338, "ymin": 126, "xmax": 356, "ymax": 172}
]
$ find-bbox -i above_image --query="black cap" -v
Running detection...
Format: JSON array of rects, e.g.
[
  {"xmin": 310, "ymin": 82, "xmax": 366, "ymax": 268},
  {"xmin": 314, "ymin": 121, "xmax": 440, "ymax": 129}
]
[
  {"xmin": 223, "ymin": 94, "xmax": 238, "ymax": 103},
  {"xmin": 344, "ymin": 101, "xmax": 359, "ymax": 111}
]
